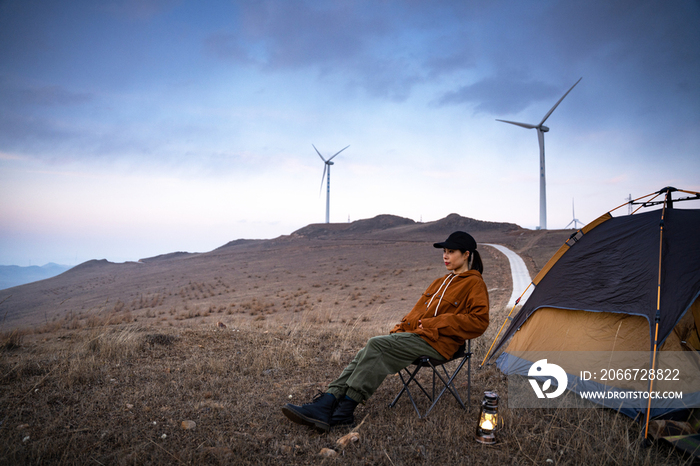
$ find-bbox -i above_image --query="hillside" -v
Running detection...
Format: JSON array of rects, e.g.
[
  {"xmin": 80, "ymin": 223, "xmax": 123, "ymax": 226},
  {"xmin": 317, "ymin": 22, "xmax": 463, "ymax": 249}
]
[
  {"xmin": 1, "ymin": 214, "xmax": 685, "ymax": 465},
  {"xmin": 0, "ymin": 214, "xmax": 573, "ymax": 331}
]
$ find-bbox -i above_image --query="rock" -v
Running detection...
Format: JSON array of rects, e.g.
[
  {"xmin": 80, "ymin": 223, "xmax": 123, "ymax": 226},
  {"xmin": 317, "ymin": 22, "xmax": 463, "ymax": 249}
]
[
  {"xmin": 280, "ymin": 445, "xmax": 293, "ymax": 455},
  {"xmin": 336, "ymin": 431, "xmax": 360, "ymax": 448},
  {"xmin": 319, "ymin": 448, "xmax": 337, "ymax": 458},
  {"xmin": 181, "ymin": 420, "xmax": 196, "ymax": 430},
  {"xmin": 203, "ymin": 447, "xmax": 234, "ymax": 460},
  {"xmin": 281, "ymin": 445, "xmax": 302, "ymax": 455}
]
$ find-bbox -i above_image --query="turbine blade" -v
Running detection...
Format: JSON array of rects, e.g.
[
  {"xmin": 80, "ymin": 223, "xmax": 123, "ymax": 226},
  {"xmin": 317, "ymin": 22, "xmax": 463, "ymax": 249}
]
[
  {"xmin": 319, "ymin": 164, "xmax": 327, "ymax": 195},
  {"xmin": 565, "ymin": 219, "xmax": 575, "ymax": 229},
  {"xmin": 539, "ymin": 77, "xmax": 582, "ymax": 126},
  {"xmin": 496, "ymin": 119, "xmax": 537, "ymax": 129},
  {"xmin": 313, "ymin": 144, "xmax": 327, "ymax": 162},
  {"xmin": 327, "ymin": 145, "xmax": 350, "ymax": 162}
]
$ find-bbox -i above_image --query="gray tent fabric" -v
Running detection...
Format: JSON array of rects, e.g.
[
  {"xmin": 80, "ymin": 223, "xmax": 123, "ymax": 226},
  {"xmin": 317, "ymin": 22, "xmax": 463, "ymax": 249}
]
[{"xmin": 489, "ymin": 206, "xmax": 700, "ymax": 358}]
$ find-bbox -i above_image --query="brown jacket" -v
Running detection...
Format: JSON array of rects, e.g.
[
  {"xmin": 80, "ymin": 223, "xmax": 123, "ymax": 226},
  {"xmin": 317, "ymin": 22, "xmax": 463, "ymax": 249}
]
[{"xmin": 390, "ymin": 270, "xmax": 489, "ymax": 359}]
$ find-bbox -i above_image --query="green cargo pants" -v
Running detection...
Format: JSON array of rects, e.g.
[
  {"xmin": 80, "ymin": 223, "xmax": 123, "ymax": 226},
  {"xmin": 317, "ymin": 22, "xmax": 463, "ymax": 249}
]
[{"xmin": 326, "ymin": 332, "xmax": 445, "ymax": 403}]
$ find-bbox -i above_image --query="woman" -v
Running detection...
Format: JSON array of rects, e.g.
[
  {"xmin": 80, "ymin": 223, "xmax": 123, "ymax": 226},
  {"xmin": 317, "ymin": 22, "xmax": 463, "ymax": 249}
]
[{"xmin": 282, "ymin": 231, "xmax": 489, "ymax": 432}]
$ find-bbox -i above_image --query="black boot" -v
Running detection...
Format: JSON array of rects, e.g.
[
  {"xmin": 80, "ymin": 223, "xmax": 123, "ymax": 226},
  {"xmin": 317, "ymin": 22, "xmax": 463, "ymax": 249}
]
[
  {"xmin": 330, "ymin": 397, "xmax": 359, "ymax": 427},
  {"xmin": 282, "ymin": 393, "xmax": 338, "ymax": 433}
]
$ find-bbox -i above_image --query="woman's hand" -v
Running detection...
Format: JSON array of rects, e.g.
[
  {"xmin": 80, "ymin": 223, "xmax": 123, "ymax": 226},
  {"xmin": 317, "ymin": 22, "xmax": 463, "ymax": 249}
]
[{"xmin": 418, "ymin": 319, "xmax": 423, "ymax": 329}]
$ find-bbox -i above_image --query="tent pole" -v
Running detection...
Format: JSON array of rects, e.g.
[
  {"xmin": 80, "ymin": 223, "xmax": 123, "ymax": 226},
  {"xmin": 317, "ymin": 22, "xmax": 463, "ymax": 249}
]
[
  {"xmin": 608, "ymin": 191, "xmax": 657, "ymax": 215},
  {"xmin": 644, "ymin": 190, "xmax": 670, "ymax": 441},
  {"xmin": 480, "ymin": 283, "xmax": 534, "ymax": 367},
  {"xmin": 631, "ymin": 192, "xmax": 664, "ymax": 215},
  {"xmin": 644, "ymin": 319, "xmax": 660, "ymax": 441}
]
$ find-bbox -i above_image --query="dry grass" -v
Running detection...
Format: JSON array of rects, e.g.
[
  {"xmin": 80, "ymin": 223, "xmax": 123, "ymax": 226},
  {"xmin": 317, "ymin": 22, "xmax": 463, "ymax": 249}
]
[
  {"xmin": 2, "ymin": 221, "xmax": 667, "ymax": 463},
  {"xmin": 0, "ymin": 313, "xmax": 694, "ymax": 466}
]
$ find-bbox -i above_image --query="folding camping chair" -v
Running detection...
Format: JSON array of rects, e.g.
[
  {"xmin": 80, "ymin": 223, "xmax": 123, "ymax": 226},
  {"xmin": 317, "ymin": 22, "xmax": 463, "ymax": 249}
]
[{"xmin": 388, "ymin": 340, "xmax": 472, "ymax": 418}]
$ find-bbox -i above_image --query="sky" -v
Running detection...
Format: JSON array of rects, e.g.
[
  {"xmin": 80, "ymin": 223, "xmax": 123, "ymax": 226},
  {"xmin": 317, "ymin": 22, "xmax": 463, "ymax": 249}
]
[{"xmin": 1, "ymin": 0, "xmax": 699, "ymax": 267}]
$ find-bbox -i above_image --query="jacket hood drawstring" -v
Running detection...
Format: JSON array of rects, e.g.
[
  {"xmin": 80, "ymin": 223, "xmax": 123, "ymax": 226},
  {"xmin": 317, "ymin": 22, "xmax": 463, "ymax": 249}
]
[{"xmin": 425, "ymin": 272, "xmax": 459, "ymax": 317}]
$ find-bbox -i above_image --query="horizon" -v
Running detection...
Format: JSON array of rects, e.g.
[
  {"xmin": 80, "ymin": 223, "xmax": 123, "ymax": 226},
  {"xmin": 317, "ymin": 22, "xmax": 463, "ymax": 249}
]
[
  {"xmin": 0, "ymin": 211, "xmax": 532, "ymax": 267},
  {"xmin": 4, "ymin": 198, "xmax": 695, "ymax": 269},
  {"xmin": 2, "ymin": 185, "xmax": 698, "ymax": 268},
  {"xmin": 1, "ymin": 1, "xmax": 699, "ymax": 267}
]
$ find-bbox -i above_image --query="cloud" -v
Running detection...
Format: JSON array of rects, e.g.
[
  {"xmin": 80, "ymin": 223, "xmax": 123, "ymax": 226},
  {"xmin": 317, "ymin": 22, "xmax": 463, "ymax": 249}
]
[
  {"xmin": 206, "ymin": 1, "xmax": 376, "ymax": 69},
  {"xmin": 100, "ymin": 0, "xmax": 182, "ymax": 21},
  {"xmin": 424, "ymin": 46, "xmax": 476, "ymax": 78},
  {"xmin": 0, "ymin": 79, "xmax": 93, "ymax": 107},
  {"xmin": 344, "ymin": 56, "xmax": 424, "ymax": 101},
  {"xmin": 204, "ymin": 1, "xmax": 450, "ymax": 102},
  {"xmin": 204, "ymin": 33, "xmax": 252, "ymax": 64},
  {"xmin": 0, "ymin": 113, "xmax": 85, "ymax": 157},
  {"xmin": 436, "ymin": 76, "xmax": 561, "ymax": 116},
  {"xmin": 19, "ymin": 85, "xmax": 93, "ymax": 106},
  {"xmin": 0, "ymin": 151, "xmax": 24, "ymax": 161},
  {"xmin": 430, "ymin": 0, "xmax": 700, "ymax": 122}
]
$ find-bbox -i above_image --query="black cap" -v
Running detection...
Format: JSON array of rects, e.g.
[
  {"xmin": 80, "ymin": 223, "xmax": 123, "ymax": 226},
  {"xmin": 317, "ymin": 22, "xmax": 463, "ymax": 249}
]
[{"xmin": 433, "ymin": 231, "xmax": 477, "ymax": 252}]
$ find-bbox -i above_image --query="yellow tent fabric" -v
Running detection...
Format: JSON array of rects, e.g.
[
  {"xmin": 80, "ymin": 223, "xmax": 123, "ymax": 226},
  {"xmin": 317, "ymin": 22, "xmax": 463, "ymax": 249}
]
[
  {"xmin": 503, "ymin": 302, "xmax": 699, "ymax": 397},
  {"xmin": 506, "ymin": 299, "xmax": 700, "ymax": 354}
]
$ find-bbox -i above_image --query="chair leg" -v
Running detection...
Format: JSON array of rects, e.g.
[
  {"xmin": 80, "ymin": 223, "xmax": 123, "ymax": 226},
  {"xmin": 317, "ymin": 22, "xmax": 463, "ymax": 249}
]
[
  {"xmin": 390, "ymin": 364, "xmax": 424, "ymax": 407},
  {"xmin": 423, "ymin": 358, "xmax": 469, "ymax": 418},
  {"xmin": 439, "ymin": 364, "xmax": 463, "ymax": 406},
  {"xmin": 467, "ymin": 340, "xmax": 471, "ymax": 407},
  {"xmin": 389, "ymin": 363, "xmax": 432, "ymax": 419},
  {"xmin": 389, "ymin": 341, "xmax": 473, "ymax": 419},
  {"xmin": 389, "ymin": 363, "xmax": 432, "ymax": 418},
  {"xmin": 389, "ymin": 371, "xmax": 409, "ymax": 408}
]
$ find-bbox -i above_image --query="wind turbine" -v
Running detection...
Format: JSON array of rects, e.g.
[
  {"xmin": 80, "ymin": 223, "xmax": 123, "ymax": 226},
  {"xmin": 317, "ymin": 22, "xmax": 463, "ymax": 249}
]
[
  {"xmin": 313, "ymin": 144, "xmax": 349, "ymax": 223},
  {"xmin": 565, "ymin": 198, "xmax": 584, "ymax": 229},
  {"xmin": 497, "ymin": 78, "xmax": 582, "ymax": 230}
]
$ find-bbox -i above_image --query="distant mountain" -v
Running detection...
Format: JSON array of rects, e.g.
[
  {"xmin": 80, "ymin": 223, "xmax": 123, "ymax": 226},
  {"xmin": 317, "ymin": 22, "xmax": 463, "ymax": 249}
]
[
  {"xmin": 0, "ymin": 263, "xmax": 73, "ymax": 290},
  {"xmin": 291, "ymin": 213, "xmax": 521, "ymax": 241}
]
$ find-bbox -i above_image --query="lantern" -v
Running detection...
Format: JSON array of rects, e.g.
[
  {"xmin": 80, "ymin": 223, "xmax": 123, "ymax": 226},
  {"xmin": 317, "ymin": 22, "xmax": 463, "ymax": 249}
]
[{"xmin": 475, "ymin": 391, "xmax": 499, "ymax": 444}]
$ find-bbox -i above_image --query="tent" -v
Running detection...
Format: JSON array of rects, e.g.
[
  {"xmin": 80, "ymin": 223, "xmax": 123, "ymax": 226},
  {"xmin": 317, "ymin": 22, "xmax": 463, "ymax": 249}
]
[{"xmin": 483, "ymin": 187, "xmax": 700, "ymax": 438}]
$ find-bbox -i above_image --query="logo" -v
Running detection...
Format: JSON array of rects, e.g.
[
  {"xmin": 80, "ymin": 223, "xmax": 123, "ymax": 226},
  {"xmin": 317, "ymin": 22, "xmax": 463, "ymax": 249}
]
[{"xmin": 528, "ymin": 359, "xmax": 568, "ymax": 399}]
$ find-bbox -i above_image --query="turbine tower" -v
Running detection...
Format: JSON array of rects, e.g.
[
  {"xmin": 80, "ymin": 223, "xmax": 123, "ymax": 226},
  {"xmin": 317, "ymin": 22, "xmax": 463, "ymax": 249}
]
[
  {"xmin": 497, "ymin": 78, "xmax": 582, "ymax": 230},
  {"xmin": 313, "ymin": 144, "xmax": 349, "ymax": 223},
  {"xmin": 565, "ymin": 198, "xmax": 583, "ymax": 229}
]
